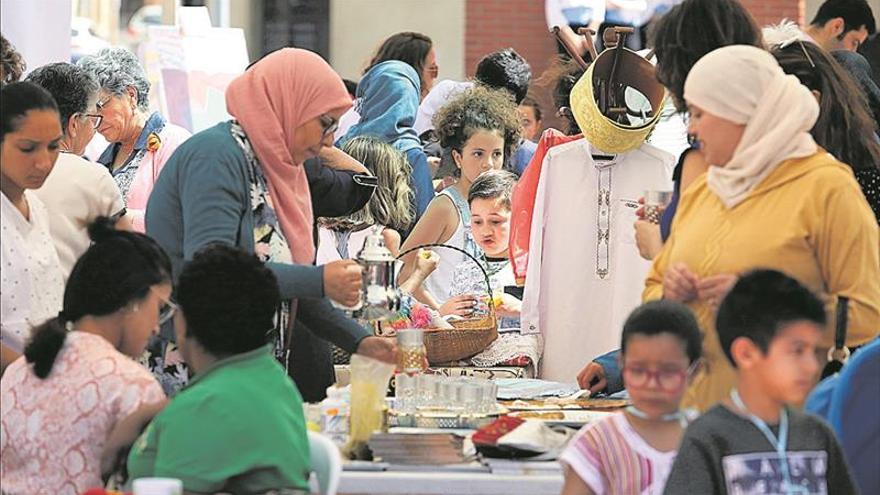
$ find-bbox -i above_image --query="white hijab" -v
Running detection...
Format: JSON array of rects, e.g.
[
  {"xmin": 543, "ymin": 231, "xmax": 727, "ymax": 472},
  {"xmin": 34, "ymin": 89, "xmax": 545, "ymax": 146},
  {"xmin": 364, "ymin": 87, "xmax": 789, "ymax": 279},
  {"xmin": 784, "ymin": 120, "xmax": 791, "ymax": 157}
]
[{"xmin": 684, "ymin": 45, "xmax": 819, "ymax": 208}]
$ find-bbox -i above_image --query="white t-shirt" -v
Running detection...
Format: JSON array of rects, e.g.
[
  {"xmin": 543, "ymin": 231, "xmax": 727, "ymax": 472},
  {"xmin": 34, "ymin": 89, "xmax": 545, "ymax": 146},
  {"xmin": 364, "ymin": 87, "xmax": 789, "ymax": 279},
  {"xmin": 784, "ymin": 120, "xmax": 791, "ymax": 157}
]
[
  {"xmin": 34, "ymin": 152, "xmax": 125, "ymax": 280},
  {"xmin": 1, "ymin": 191, "xmax": 64, "ymax": 352},
  {"xmin": 521, "ymin": 139, "xmax": 674, "ymax": 382},
  {"xmin": 414, "ymin": 80, "xmax": 473, "ymax": 135}
]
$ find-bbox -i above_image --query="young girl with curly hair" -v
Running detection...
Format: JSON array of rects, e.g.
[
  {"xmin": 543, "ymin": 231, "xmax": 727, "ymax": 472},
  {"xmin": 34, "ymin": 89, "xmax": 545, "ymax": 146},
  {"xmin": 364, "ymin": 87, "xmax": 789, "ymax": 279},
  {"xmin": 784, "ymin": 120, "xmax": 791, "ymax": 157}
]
[{"xmin": 398, "ymin": 85, "xmax": 522, "ymax": 314}]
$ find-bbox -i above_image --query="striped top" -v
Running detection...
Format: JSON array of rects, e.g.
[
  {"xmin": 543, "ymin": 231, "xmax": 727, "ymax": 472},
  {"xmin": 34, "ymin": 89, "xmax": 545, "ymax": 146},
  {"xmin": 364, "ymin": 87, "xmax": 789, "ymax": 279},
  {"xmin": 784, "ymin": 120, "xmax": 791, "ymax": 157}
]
[{"xmin": 559, "ymin": 412, "xmax": 678, "ymax": 495}]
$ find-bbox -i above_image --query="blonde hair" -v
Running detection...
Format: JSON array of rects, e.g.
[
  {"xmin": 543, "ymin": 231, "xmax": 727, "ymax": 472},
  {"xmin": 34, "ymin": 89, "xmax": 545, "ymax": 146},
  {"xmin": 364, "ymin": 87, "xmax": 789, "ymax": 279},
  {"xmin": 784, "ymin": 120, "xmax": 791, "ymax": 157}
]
[{"xmin": 319, "ymin": 136, "xmax": 415, "ymax": 232}]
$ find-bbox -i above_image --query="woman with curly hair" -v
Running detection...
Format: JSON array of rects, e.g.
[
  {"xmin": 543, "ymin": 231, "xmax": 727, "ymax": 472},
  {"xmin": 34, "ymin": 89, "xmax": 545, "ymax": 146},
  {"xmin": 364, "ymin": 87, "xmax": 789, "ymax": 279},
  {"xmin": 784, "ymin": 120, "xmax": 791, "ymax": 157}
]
[
  {"xmin": 0, "ymin": 33, "xmax": 26, "ymax": 86},
  {"xmin": 77, "ymin": 48, "xmax": 190, "ymax": 231},
  {"xmin": 398, "ymin": 85, "xmax": 522, "ymax": 314}
]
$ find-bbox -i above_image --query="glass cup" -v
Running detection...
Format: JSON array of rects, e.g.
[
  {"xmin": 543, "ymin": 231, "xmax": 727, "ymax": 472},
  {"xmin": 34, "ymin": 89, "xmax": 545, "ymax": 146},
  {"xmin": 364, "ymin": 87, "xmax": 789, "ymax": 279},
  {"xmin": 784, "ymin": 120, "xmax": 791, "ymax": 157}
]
[
  {"xmin": 440, "ymin": 380, "xmax": 464, "ymax": 410},
  {"xmin": 397, "ymin": 329, "xmax": 427, "ymax": 374},
  {"xmin": 416, "ymin": 373, "xmax": 438, "ymax": 408},
  {"xmin": 459, "ymin": 383, "xmax": 483, "ymax": 415},
  {"xmin": 643, "ymin": 190, "xmax": 673, "ymax": 224},
  {"xmin": 477, "ymin": 379, "xmax": 498, "ymax": 414},
  {"xmin": 394, "ymin": 373, "xmax": 417, "ymax": 413},
  {"xmin": 132, "ymin": 478, "xmax": 183, "ymax": 495}
]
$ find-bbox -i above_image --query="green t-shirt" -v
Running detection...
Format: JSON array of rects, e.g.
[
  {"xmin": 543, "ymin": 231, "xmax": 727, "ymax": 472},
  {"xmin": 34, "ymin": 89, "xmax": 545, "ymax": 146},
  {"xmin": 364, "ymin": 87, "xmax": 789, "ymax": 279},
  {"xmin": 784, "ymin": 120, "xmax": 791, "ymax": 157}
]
[{"xmin": 127, "ymin": 346, "xmax": 310, "ymax": 493}]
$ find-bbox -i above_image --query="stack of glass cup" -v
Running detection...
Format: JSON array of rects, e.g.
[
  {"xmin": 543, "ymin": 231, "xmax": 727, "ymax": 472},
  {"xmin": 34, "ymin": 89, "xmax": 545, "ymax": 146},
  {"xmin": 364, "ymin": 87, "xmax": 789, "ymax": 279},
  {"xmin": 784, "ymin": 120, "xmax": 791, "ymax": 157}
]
[{"xmin": 395, "ymin": 373, "xmax": 498, "ymax": 415}]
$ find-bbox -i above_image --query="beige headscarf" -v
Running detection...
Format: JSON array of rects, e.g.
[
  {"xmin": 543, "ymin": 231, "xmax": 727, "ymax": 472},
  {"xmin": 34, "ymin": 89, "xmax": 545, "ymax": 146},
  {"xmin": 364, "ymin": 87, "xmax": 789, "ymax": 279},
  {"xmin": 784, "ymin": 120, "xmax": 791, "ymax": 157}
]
[{"xmin": 684, "ymin": 45, "xmax": 819, "ymax": 208}]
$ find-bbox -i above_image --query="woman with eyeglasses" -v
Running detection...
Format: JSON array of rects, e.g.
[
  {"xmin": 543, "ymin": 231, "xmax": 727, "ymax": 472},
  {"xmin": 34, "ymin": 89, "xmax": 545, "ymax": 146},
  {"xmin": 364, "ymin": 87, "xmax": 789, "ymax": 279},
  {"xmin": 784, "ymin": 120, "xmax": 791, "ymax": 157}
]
[
  {"xmin": 77, "ymin": 47, "xmax": 191, "ymax": 232},
  {"xmin": 144, "ymin": 48, "xmax": 396, "ymax": 395},
  {"xmin": 0, "ymin": 216, "xmax": 170, "ymax": 495},
  {"xmin": 25, "ymin": 62, "xmax": 131, "ymax": 280},
  {"xmin": 0, "ymin": 81, "xmax": 64, "ymax": 372}
]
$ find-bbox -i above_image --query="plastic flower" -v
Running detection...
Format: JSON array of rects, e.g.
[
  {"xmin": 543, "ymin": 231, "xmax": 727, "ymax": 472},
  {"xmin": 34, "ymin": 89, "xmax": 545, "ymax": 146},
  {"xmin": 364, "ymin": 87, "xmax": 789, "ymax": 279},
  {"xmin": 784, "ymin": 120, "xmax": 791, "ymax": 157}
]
[{"xmin": 409, "ymin": 303, "xmax": 433, "ymax": 328}]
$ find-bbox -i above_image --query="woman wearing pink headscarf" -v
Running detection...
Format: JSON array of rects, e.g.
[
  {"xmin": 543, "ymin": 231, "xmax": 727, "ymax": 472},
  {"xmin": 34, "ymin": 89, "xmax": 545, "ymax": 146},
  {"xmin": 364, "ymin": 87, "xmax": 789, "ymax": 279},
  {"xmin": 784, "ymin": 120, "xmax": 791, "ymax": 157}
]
[{"xmin": 145, "ymin": 48, "xmax": 396, "ymax": 393}]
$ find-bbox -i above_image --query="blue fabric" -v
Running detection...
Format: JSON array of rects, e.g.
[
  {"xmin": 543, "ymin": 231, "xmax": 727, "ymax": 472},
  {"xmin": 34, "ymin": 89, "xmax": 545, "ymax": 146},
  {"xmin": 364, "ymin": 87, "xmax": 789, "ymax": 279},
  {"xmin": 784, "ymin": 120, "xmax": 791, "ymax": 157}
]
[
  {"xmin": 97, "ymin": 111, "xmax": 166, "ymax": 167},
  {"xmin": 659, "ymin": 146, "xmax": 696, "ymax": 241},
  {"xmin": 510, "ymin": 139, "xmax": 537, "ymax": 176},
  {"xmin": 806, "ymin": 337, "xmax": 880, "ymax": 495},
  {"xmin": 405, "ymin": 147, "xmax": 435, "ymax": 218},
  {"xmin": 593, "ymin": 349, "xmax": 624, "ymax": 394},
  {"xmin": 659, "ymin": 189, "xmax": 678, "ymax": 241},
  {"xmin": 337, "ymin": 61, "xmax": 422, "ymax": 154}
]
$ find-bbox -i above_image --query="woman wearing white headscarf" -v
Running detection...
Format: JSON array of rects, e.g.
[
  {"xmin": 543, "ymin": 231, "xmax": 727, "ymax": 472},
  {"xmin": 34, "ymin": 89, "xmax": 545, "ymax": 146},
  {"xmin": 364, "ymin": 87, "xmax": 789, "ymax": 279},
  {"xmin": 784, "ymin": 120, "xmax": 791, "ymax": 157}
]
[{"xmin": 644, "ymin": 45, "xmax": 880, "ymax": 411}]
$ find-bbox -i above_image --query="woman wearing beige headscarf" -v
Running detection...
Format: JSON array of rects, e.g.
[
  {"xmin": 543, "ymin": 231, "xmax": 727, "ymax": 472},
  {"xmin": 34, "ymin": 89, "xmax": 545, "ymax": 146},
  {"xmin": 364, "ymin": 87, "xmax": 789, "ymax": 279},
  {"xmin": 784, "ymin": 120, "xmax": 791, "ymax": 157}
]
[{"xmin": 644, "ymin": 45, "xmax": 880, "ymax": 412}]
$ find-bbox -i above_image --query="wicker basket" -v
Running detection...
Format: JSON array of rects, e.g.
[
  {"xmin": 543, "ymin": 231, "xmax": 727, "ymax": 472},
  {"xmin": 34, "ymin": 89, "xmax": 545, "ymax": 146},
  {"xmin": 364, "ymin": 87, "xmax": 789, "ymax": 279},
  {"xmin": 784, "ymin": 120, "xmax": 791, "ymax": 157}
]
[{"xmin": 397, "ymin": 243, "xmax": 499, "ymax": 365}]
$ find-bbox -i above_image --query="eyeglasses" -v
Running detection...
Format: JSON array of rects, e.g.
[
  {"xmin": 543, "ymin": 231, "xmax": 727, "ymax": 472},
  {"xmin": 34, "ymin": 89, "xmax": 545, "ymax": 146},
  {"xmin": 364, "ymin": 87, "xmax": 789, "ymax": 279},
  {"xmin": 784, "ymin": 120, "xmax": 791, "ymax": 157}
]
[
  {"xmin": 622, "ymin": 362, "xmax": 698, "ymax": 392},
  {"xmin": 79, "ymin": 113, "xmax": 103, "ymax": 130},
  {"xmin": 426, "ymin": 64, "xmax": 439, "ymax": 78},
  {"xmin": 95, "ymin": 96, "xmax": 112, "ymax": 113},
  {"xmin": 319, "ymin": 114, "xmax": 339, "ymax": 139},
  {"xmin": 155, "ymin": 293, "xmax": 179, "ymax": 326}
]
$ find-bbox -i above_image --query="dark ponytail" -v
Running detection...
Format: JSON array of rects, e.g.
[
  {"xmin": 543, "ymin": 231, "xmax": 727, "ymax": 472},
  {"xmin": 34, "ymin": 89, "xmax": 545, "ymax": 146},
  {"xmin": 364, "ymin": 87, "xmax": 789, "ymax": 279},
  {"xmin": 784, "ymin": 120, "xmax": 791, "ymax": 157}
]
[{"xmin": 23, "ymin": 217, "xmax": 172, "ymax": 379}]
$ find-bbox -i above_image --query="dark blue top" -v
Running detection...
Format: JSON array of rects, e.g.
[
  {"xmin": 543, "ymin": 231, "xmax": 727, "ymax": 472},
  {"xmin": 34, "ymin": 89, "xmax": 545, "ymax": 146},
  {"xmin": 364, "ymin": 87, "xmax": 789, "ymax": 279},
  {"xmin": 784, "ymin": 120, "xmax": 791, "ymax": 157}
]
[
  {"xmin": 659, "ymin": 146, "xmax": 696, "ymax": 241},
  {"xmin": 510, "ymin": 139, "xmax": 538, "ymax": 176}
]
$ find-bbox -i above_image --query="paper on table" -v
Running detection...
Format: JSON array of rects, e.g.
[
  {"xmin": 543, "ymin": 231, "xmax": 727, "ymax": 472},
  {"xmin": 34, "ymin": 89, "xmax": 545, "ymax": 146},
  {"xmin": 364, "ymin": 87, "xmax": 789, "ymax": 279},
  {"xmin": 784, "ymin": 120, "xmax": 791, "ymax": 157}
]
[{"xmin": 494, "ymin": 379, "xmax": 581, "ymax": 400}]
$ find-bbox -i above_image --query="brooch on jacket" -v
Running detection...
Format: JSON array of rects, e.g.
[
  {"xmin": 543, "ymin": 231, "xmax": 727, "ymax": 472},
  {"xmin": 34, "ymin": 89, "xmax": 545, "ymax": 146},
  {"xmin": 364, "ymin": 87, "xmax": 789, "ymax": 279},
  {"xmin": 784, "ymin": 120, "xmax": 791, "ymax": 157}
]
[{"xmin": 146, "ymin": 132, "xmax": 162, "ymax": 152}]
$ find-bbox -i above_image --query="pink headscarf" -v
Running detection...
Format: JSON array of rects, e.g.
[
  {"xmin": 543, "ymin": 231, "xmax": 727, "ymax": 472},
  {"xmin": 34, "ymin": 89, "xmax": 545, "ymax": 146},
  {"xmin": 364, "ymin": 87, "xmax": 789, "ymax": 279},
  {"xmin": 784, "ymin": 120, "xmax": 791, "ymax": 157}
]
[{"xmin": 226, "ymin": 48, "xmax": 352, "ymax": 263}]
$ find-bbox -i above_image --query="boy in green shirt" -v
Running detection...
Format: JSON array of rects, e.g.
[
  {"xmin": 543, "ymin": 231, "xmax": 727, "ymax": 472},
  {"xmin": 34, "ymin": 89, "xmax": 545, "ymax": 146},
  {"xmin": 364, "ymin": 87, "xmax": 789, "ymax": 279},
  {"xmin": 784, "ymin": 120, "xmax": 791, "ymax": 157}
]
[{"xmin": 127, "ymin": 245, "xmax": 311, "ymax": 494}]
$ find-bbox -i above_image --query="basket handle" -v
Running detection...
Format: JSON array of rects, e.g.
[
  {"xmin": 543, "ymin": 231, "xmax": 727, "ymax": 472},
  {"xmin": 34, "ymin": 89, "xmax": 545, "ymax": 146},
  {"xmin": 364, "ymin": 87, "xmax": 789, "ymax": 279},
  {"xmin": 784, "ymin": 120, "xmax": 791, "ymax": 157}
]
[{"xmin": 396, "ymin": 243, "xmax": 495, "ymax": 310}]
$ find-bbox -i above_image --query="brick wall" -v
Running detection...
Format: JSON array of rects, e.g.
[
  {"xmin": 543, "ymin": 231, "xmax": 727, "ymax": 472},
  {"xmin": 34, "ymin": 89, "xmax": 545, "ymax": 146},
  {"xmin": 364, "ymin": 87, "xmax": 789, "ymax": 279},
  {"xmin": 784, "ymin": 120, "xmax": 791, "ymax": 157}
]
[
  {"xmin": 464, "ymin": 0, "xmax": 805, "ymax": 133},
  {"xmin": 740, "ymin": 0, "xmax": 805, "ymax": 26}
]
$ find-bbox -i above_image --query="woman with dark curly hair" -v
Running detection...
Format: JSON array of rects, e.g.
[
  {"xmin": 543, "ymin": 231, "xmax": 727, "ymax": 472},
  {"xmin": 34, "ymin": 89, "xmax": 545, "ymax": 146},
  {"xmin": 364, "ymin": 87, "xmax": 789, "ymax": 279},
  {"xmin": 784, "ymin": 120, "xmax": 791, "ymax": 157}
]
[
  {"xmin": 124, "ymin": 244, "xmax": 311, "ymax": 494},
  {"xmin": 397, "ymin": 85, "xmax": 522, "ymax": 314},
  {"xmin": 1, "ymin": 218, "xmax": 169, "ymax": 495}
]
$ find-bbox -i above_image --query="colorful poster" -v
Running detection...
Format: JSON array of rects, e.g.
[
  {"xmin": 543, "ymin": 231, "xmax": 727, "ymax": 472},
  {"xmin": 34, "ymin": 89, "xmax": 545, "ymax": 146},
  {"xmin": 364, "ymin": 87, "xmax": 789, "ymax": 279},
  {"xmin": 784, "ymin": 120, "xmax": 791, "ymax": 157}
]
[{"xmin": 142, "ymin": 21, "xmax": 248, "ymax": 133}]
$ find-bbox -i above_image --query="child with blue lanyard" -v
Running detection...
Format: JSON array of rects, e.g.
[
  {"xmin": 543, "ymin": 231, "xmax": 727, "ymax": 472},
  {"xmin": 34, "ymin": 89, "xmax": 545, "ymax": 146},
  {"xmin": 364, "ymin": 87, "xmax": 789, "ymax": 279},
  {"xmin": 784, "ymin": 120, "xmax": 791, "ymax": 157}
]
[{"xmin": 664, "ymin": 269, "xmax": 857, "ymax": 494}]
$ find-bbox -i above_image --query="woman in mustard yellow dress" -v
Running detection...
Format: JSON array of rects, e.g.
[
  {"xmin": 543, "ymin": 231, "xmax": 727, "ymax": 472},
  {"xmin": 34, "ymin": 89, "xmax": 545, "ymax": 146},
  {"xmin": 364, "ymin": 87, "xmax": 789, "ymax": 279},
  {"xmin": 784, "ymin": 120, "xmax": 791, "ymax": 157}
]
[{"xmin": 644, "ymin": 45, "xmax": 880, "ymax": 411}]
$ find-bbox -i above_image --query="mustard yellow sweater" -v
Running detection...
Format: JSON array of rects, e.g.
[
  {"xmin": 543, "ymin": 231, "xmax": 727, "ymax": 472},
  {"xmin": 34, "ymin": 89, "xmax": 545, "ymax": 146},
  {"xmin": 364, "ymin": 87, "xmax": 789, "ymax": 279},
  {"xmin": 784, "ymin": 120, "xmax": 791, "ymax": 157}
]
[{"xmin": 644, "ymin": 151, "xmax": 880, "ymax": 411}]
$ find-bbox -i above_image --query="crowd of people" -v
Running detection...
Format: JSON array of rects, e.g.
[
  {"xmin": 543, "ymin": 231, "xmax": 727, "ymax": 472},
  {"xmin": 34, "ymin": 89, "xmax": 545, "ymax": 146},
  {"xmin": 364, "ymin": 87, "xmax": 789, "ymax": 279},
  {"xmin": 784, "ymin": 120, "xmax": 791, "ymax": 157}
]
[{"xmin": 1, "ymin": 0, "xmax": 879, "ymax": 493}]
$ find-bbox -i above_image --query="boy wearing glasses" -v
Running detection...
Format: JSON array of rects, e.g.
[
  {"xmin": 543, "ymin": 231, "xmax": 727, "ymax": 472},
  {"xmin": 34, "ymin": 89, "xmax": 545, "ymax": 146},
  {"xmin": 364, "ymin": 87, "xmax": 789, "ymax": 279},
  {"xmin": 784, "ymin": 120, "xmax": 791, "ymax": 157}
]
[
  {"xmin": 663, "ymin": 270, "xmax": 857, "ymax": 494},
  {"xmin": 560, "ymin": 300, "xmax": 701, "ymax": 495}
]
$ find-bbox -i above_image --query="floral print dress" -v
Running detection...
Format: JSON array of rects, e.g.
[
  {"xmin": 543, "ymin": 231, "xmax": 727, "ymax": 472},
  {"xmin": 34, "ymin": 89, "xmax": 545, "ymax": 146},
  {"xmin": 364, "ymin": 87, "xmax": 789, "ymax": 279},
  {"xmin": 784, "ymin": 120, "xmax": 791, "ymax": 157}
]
[{"xmin": 230, "ymin": 122, "xmax": 294, "ymax": 362}]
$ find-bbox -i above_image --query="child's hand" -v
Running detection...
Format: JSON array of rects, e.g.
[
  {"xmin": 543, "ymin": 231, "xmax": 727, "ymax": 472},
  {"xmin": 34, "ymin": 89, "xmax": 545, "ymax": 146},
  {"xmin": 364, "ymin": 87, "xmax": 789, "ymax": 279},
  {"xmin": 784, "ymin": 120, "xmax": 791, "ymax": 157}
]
[
  {"xmin": 663, "ymin": 262, "xmax": 699, "ymax": 303},
  {"xmin": 494, "ymin": 293, "xmax": 522, "ymax": 318},
  {"xmin": 577, "ymin": 361, "xmax": 607, "ymax": 393},
  {"xmin": 414, "ymin": 249, "xmax": 440, "ymax": 276},
  {"xmin": 439, "ymin": 294, "xmax": 478, "ymax": 317}
]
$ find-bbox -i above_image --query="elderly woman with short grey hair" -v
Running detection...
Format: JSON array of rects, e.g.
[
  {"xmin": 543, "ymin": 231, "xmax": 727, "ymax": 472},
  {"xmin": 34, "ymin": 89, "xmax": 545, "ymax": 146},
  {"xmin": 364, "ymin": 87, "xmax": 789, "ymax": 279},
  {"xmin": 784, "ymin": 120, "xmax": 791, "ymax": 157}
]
[{"xmin": 78, "ymin": 47, "xmax": 190, "ymax": 232}]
